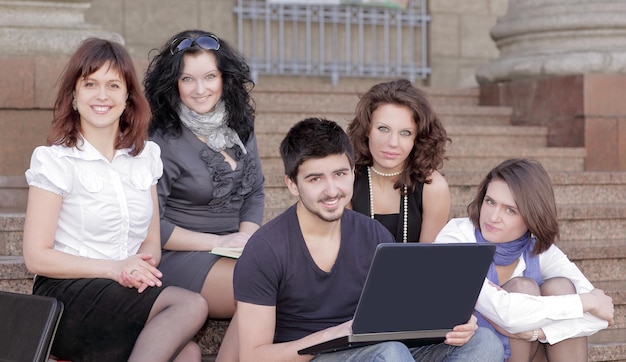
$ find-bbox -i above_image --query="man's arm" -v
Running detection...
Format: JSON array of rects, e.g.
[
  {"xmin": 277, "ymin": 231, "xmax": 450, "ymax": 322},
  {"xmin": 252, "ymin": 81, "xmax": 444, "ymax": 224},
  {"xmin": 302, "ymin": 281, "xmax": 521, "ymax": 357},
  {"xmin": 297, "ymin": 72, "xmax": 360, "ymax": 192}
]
[{"xmin": 237, "ymin": 301, "xmax": 352, "ymax": 362}]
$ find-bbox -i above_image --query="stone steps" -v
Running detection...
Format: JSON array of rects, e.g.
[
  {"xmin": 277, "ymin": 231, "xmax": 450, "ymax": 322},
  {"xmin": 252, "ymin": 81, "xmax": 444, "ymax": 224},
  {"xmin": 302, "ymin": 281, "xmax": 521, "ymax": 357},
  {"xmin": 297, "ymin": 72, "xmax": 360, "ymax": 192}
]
[
  {"xmin": 0, "ymin": 176, "xmax": 28, "ymax": 210},
  {"xmin": 252, "ymin": 81, "xmax": 511, "ymax": 127},
  {"xmin": 560, "ymin": 240, "xmax": 626, "ymax": 283},
  {"xmin": 252, "ymin": 76, "xmax": 481, "ymax": 108},
  {"xmin": 262, "ymin": 169, "xmax": 626, "ymax": 207},
  {"xmin": 0, "ymin": 256, "xmax": 31, "ymax": 294},
  {"xmin": 256, "ymin": 124, "xmax": 550, "ymax": 155},
  {"xmin": 255, "ymin": 134, "xmax": 585, "ymax": 171},
  {"xmin": 449, "ymin": 204, "xmax": 626, "ymax": 242},
  {"xmin": 0, "ymin": 211, "xmax": 24, "ymax": 256},
  {"xmin": 247, "ymin": 82, "xmax": 626, "ymax": 360},
  {"xmin": 448, "ymin": 171, "xmax": 626, "ymax": 206},
  {"xmin": 3, "ymin": 81, "xmax": 626, "ymax": 360},
  {"xmin": 262, "ymin": 190, "xmax": 626, "ymax": 243},
  {"xmin": 254, "ymin": 105, "xmax": 513, "ymax": 129},
  {"xmin": 443, "ymin": 146, "xmax": 586, "ymax": 172},
  {"xmin": 2, "ymin": 251, "xmax": 624, "ymax": 359}
]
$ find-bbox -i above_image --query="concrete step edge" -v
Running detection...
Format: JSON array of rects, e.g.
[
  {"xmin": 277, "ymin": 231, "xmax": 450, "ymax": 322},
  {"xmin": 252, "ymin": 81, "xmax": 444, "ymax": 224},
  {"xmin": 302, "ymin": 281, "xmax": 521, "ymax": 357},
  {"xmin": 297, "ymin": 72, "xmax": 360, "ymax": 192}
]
[
  {"xmin": 445, "ymin": 171, "xmax": 626, "ymax": 186},
  {"xmin": 450, "ymin": 204, "xmax": 626, "ymax": 219},
  {"xmin": 251, "ymin": 79, "xmax": 480, "ymax": 97},
  {"xmin": 445, "ymin": 147, "xmax": 586, "ymax": 157}
]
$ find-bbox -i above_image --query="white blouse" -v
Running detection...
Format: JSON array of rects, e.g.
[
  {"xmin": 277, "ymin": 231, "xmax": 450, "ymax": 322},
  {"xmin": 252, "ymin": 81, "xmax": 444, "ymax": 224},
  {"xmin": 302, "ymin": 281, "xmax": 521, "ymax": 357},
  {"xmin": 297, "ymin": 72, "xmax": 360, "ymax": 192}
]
[
  {"xmin": 435, "ymin": 217, "xmax": 608, "ymax": 344},
  {"xmin": 25, "ymin": 139, "xmax": 163, "ymax": 261}
]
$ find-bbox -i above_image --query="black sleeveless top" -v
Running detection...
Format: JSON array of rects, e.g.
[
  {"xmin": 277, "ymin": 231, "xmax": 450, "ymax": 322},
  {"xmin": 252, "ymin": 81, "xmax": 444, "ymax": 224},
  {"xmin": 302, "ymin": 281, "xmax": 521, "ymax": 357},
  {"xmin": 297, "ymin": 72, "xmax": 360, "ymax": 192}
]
[{"xmin": 352, "ymin": 166, "xmax": 424, "ymax": 242}]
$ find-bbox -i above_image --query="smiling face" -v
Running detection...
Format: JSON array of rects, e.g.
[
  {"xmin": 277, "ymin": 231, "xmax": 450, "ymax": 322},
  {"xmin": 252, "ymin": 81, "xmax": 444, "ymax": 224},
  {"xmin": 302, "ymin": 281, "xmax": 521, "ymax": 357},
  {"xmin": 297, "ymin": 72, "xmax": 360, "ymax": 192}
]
[
  {"xmin": 367, "ymin": 103, "xmax": 417, "ymax": 174},
  {"xmin": 75, "ymin": 62, "xmax": 127, "ymax": 134},
  {"xmin": 479, "ymin": 179, "xmax": 529, "ymax": 243},
  {"xmin": 286, "ymin": 153, "xmax": 354, "ymax": 223},
  {"xmin": 178, "ymin": 51, "xmax": 223, "ymax": 114}
]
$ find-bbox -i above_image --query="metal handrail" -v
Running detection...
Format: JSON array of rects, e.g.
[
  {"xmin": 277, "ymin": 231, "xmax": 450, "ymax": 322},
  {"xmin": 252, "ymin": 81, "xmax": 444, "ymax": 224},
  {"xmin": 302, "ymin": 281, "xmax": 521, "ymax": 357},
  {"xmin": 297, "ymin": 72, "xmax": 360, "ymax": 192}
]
[{"xmin": 233, "ymin": 0, "xmax": 430, "ymax": 85}]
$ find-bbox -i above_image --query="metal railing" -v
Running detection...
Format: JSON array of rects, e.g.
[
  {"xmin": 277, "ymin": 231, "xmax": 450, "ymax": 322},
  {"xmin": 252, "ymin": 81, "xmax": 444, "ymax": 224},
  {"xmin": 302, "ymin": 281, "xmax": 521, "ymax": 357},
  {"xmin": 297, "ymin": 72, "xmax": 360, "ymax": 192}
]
[{"xmin": 233, "ymin": 0, "xmax": 430, "ymax": 85}]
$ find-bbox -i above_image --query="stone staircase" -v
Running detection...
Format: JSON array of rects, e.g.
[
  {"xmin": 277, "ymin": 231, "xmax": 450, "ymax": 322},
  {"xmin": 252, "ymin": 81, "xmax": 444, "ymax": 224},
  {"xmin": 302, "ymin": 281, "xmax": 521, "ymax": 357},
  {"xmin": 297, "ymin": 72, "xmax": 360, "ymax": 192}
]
[{"xmin": 2, "ymin": 76, "xmax": 626, "ymax": 361}]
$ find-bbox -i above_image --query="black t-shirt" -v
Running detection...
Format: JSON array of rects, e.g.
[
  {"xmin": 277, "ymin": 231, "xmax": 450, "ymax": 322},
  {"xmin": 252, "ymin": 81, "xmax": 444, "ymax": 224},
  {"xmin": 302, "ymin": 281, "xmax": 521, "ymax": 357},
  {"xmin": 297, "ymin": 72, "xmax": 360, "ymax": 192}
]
[{"xmin": 234, "ymin": 204, "xmax": 395, "ymax": 343}]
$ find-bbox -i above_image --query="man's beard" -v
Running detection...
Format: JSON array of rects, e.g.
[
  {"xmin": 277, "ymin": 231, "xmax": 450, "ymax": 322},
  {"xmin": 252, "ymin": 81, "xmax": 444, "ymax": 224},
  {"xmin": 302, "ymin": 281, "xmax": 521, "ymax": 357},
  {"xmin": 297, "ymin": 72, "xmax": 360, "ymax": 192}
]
[{"xmin": 302, "ymin": 194, "xmax": 346, "ymax": 222}]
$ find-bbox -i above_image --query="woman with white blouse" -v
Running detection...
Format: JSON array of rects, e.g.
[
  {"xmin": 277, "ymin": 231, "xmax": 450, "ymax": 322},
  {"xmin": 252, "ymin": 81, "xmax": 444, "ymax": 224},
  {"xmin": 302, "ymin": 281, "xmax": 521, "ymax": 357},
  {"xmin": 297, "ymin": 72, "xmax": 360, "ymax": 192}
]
[
  {"xmin": 22, "ymin": 38, "xmax": 207, "ymax": 361},
  {"xmin": 435, "ymin": 158, "xmax": 614, "ymax": 362}
]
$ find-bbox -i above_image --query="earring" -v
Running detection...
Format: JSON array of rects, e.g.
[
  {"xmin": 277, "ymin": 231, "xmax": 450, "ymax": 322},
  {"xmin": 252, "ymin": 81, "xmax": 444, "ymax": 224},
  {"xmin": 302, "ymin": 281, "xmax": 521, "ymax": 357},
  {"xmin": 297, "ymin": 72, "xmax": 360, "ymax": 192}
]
[{"xmin": 72, "ymin": 97, "xmax": 77, "ymax": 111}]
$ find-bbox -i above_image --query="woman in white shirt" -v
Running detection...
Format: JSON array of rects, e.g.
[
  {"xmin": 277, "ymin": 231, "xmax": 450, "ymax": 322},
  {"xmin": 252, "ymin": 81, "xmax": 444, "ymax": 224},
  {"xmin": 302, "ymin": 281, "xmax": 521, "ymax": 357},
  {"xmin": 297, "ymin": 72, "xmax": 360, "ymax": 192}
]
[
  {"xmin": 435, "ymin": 158, "xmax": 614, "ymax": 361},
  {"xmin": 22, "ymin": 38, "xmax": 208, "ymax": 361}
]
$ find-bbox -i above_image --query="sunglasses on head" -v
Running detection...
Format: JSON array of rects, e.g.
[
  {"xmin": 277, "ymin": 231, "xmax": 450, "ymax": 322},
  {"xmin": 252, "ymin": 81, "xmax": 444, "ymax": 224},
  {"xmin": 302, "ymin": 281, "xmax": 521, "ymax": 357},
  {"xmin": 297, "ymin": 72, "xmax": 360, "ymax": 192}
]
[{"xmin": 169, "ymin": 35, "xmax": 221, "ymax": 55}]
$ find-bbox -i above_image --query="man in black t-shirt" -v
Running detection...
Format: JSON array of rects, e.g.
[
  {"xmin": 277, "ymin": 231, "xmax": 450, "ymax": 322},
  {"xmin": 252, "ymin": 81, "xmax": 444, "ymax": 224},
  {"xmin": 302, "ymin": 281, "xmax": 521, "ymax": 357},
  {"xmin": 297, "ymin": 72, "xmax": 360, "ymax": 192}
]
[{"xmin": 233, "ymin": 117, "xmax": 502, "ymax": 362}]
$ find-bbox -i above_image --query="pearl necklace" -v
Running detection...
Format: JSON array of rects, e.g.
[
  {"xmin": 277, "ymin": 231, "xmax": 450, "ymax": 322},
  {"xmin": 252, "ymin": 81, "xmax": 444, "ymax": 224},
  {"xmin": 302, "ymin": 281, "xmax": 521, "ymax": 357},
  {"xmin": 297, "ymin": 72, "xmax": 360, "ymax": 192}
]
[
  {"xmin": 370, "ymin": 166, "xmax": 402, "ymax": 177},
  {"xmin": 367, "ymin": 166, "xmax": 408, "ymax": 243}
]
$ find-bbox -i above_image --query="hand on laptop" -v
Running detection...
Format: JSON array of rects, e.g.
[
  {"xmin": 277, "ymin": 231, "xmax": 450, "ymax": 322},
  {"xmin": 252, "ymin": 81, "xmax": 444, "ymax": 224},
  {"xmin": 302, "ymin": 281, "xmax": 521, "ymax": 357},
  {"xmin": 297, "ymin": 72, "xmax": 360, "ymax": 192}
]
[
  {"xmin": 320, "ymin": 320, "xmax": 353, "ymax": 342},
  {"xmin": 444, "ymin": 314, "xmax": 478, "ymax": 346}
]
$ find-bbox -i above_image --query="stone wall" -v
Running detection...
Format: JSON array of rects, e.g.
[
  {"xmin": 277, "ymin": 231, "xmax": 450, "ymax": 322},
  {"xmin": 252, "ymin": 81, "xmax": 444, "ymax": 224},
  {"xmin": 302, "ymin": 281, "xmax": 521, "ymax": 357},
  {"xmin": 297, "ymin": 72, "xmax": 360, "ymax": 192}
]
[
  {"xmin": 429, "ymin": 0, "xmax": 507, "ymax": 87},
  {"xmin": 85, "ymin": 0, "xmax": 236, "ymax": 63},
  {"xmin": 84, "ymin": 0, "xmax": 508, "ymax": 88},
  {"xmin": 0, "ymin": 0, "xmax": 507, "ymax": 176}
]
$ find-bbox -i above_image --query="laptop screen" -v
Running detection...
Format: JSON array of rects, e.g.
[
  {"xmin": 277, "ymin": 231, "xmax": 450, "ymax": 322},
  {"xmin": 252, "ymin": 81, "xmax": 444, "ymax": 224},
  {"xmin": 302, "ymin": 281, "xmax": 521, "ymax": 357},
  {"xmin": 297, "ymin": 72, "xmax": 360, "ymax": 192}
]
[{"xmin": 351, "ymin": 243, "xmax": 495, "ymax": 334}]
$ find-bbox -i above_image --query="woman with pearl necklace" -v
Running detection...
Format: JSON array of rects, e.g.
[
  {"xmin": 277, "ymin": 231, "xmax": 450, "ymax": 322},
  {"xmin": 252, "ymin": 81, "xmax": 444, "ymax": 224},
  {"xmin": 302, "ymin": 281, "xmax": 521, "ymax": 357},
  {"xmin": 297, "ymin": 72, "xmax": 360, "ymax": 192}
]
[{"xmin": 347, "ymin": 79, "xmax": 451, "ymax": 243}]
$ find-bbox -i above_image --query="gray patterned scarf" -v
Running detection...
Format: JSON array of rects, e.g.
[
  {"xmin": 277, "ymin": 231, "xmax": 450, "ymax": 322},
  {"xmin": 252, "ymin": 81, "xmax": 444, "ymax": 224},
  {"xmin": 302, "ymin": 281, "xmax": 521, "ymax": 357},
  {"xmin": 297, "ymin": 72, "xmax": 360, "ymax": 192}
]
[{"xmin": 178, "ymin": 100, "xmax": 247, "ymax": 154}]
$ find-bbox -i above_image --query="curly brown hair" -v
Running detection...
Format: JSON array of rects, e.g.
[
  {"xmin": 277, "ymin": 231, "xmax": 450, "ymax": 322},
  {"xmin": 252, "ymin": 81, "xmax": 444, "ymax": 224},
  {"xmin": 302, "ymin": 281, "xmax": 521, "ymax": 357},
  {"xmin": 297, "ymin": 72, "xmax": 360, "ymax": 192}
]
[{"xmin": 346, "ymin": 79, "xmax": 450, "ymax": 193}]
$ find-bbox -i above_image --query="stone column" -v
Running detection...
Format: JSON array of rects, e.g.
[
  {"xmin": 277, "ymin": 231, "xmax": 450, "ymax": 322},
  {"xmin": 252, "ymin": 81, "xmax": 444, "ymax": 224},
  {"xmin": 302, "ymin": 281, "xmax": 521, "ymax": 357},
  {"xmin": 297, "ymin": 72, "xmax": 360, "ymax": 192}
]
[
  {"xmin": 477, "ymin": 0, "xmax": 626, "ymax": 171},
  {"xmin": 0, "ymin": 0, "xmax": 123, "ymax": 176},
  {"xmin": 0, "ymin": 0, "xmax": 123, "ymax": 55}
]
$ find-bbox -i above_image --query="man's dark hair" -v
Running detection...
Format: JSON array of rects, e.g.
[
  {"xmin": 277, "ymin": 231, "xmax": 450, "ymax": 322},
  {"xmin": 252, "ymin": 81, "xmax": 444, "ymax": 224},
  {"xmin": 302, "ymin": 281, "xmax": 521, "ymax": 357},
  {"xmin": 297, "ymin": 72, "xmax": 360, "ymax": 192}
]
[{"xmin": 280, "ymin": 117, "xmax": 354, "ymax": 182}]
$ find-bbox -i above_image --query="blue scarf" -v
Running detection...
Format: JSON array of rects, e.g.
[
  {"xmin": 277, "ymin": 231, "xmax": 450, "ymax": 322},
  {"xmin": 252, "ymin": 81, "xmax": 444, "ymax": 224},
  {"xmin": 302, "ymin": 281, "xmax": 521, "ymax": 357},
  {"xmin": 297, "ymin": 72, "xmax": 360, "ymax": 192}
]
[{"xmin": 474, "ymin": 228, "xmax": 542, "ymax": 358}]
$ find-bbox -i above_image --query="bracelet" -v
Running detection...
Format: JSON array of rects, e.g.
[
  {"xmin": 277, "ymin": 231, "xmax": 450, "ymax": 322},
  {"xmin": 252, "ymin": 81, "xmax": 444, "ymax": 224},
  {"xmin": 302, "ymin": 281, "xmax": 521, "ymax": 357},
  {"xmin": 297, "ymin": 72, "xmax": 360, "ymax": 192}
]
[{"xmin": 528, "ymin": 329, "xmax": 539, "ymax": 342}]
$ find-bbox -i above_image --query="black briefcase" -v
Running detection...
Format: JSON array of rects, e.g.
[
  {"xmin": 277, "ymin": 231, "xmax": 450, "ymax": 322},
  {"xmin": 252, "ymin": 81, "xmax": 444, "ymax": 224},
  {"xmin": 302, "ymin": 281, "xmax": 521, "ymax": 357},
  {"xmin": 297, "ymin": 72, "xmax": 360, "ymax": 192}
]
[{"xmin": 0, "ymin": 290, "xmax": 64, "ymax": 362}]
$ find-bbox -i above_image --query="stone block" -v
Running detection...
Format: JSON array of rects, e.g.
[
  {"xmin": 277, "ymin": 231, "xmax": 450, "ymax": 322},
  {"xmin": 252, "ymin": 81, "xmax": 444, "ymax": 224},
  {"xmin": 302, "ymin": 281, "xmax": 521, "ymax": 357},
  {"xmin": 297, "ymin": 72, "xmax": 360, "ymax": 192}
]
[
  {"xmin": 85, "ymin": 0, "xmax": 124, "ymax": 34},
  {"xmin": 460, "ymin": 14, "xmax": 500, "ymax": 58},
  {"xmin": 429, "ymin": 0, "xmax": 490, "ymax": 14},
  {"xmin": 0, "ymin": 110, "xmax": 51, "ymax": 176},
  {"xmin": 480, "ymin": 73, "xmax": 626, "ymax": 171},
  {"xmin": 458, "ymin": 60, "xmax": 486, "ymax": 87},
  {"xmin": 429, "ymin": 14, "xmax": 460, "ymax": 58},
  {"xmin": 0, "ymin": 176, "xmax": 28, "ymax": 210},
  {"xmin": 583, "ymin": 74, "xmax": 626, "ymax": 116},
  {"xmin": 488, "ymin": 0, "xmax": 509, "ymax": 16},
  {"xmin": 429, "ymin": 57, "xmax": 460, "ymax": 88},
  {"xmin": 585, "ymin": 117, "xmax": 620, "ymax": 171},
  {"xmin": 479, "ymin": 75, "xmax": 585, "ymax": 145},
  {"xmin": 620, "ymin": 119, "xmax": 626, "ymax": 171},
  {"xmin": 123, "ymin": 0, "xmax": 199, "ymax": 57},
  {"xmin": 195, "ymin": 319, "xmax": 230, "ymax": 355},
  {"xmin": 0, "ymin": 57, "xmax": 35, "ymax": 108},
  {"xmin": 133, "ymin": 57, "xmax": 150, "ymax": 84},
  {"xmin": 199, "ymin": 0, "xmax": 237, "ymax": 41},
  {"xmin": 34, "ymin": 56, "xmax": 67, "ymax": 109}
]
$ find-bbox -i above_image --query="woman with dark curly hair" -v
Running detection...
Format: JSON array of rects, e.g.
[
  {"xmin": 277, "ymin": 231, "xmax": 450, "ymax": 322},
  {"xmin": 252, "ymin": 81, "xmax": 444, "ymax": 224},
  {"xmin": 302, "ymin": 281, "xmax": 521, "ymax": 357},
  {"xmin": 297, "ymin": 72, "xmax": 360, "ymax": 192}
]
[
  {"xmin": 347, "ymin": 79, "xmax": 450, "ymax": 243},
  {"xmin": 143, "ymin": 30, "xmax": 265, "ymax": 359}
]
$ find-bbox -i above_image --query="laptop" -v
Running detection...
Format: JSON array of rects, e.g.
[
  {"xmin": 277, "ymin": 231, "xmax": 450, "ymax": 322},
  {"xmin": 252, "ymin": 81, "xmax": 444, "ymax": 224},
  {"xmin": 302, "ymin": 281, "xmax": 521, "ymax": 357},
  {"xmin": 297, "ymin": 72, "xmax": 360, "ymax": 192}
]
[
  {"xmin": 0, "ymin": 290, "xmax": 64, "ymax": 362},
  {"xmin": 298, "ymin": 242, "xmax": 495, "ymax": 355}
]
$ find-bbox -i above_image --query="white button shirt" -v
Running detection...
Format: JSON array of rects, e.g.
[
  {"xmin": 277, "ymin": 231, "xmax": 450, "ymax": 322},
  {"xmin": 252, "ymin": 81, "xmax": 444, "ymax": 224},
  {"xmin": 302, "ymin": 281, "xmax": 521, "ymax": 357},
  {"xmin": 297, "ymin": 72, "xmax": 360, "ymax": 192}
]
[
  {"xmin": 25, "ymin": 139, "xmax": 163, "ymax": 261},
  {"xmin": 435, "ymin": 217, "xmax": 608, "ymax": 344}
]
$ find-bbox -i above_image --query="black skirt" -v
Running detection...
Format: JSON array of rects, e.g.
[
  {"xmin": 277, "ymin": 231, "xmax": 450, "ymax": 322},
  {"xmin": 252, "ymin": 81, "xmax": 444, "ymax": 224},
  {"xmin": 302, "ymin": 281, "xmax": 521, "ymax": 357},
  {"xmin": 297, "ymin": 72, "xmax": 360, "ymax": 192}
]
[{"xmin": 34, "ymin": 276, "xmax": 165, "ymax": 361}]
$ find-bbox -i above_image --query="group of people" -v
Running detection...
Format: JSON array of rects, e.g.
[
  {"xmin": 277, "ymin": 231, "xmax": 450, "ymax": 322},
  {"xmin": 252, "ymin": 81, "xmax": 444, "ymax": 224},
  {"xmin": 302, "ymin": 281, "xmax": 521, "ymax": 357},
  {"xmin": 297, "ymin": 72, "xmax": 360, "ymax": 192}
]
[{"xmin": 20, "ymin": 29, "xmax": 614, "ymax": 362}]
